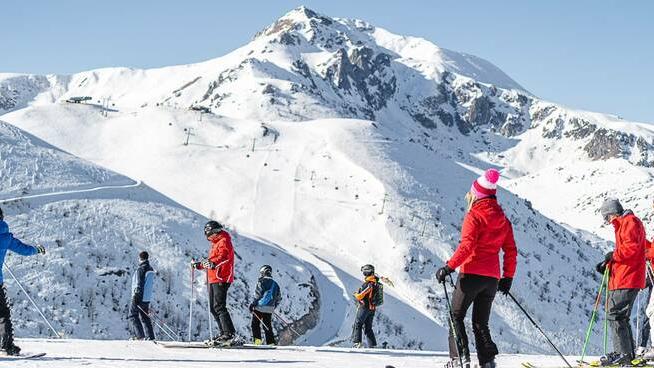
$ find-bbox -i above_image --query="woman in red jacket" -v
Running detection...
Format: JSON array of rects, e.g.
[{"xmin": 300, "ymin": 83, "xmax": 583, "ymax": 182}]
[{"xmin": 436, "ymin": 169, "xmax": 518, "ymax": 368}]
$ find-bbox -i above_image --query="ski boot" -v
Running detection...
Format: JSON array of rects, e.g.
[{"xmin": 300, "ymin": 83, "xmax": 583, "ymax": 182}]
[
  {"xmin": 352, "ymin": 342, "xmax": 363, "ymax": 349},
  {"xmin": 253, "ymin": 338, "xmax": 263, "ymax": 346},
  {"xmin": 2, "ymin": 344, "xmax": 21, "ymax": 356},
  {"xmin": 598, "ymin": 352, "xmax": 633, "ymax": 366},
  {"xmin": 444, "ymin": 356, "xmax": 471, "ymax": 368},
  {"xmin": 480, "ymin": 360, "xmax": 496, "ymax": 368}
]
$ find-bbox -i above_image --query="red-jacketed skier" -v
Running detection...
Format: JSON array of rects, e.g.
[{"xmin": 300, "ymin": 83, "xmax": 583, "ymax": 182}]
[
  {"xmin": 595, "ymin": 198, "xmax": 646, "ymax": 366},
  {"xmin": 192, "ymin": 221, "xmax": 236, "ymax": 345},
  {"xmin": 436, "ymin": 169, "xmax": 518, "ymax": 368},
  {"xmin": 0, "ymin": 207, "xmax": 46, "ymax": 356}
]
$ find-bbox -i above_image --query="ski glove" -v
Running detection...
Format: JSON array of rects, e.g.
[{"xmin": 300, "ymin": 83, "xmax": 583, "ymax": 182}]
[
  {"xmin": 201, "ymin": 259, "xmax": 215, "ymax": 269},
  {"xmin": 249, "ymin": 303, "xmax": 256, "ymax": 312},
  {"xmin": 596, "ymin": 261, "xmax": 607, "ymax": 274},
  {"xmin": 604, "ymin": 251, "xmax": 614, "ymax": 263},
  {"xmin": 190, "ymin": 260, "xmax": 201, "ymax": 269},
  {"xmin": 498, "ymin": 277, "xmax": 512, "ymax": 295},
  {"xmin": 35, "ymin": 244, "xmax": 45, "ymax": 255},
  {"xmin": 435, "ymin": 265, "xmax": 454, "ymax": 284}
]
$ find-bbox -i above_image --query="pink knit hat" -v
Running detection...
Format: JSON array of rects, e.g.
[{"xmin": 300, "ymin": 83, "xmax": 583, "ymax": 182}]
[{"xmin": 471, "ymin": 169, "xmax": 500, "ymax": 199}]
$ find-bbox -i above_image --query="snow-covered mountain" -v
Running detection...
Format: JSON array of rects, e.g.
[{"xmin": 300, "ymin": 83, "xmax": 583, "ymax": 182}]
[{"xmin": 2, "ymin": 5, "xmax": 652, "ymax": 355}]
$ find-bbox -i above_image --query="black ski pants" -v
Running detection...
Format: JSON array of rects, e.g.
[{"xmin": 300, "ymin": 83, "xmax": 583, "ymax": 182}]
[
  {"xmin": 0, "ymin": 285, "xmax": 15, "ymax": 349},
  {"xmin": 130, "ymin": 300, "xmax": 155, "ymax": 340},
  {"xmin": 209, "ymin": 282, "xmax": 235, "ymax": 336},
  {"xmin": 352, "ymin": 306, "xmax": 377, "ymax": 347},
  {"xmin": 608, "ymin": 288, "xmax": 638, "ymax": 357},
  {"xmin": 251, "ymin": 311, "xmax": 275, "ymax": 344},
  {"xmin": 448, "ymin": 274, "xmax": 499, "ymax": 365}
]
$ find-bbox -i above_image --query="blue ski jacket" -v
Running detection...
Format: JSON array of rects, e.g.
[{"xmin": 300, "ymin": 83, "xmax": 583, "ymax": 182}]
[
  {"xmin": 131, "ymin": 260, "xmax": 155, "ymax": 303},
  {"xmin": 252, "ymin": 276, "xmax": 281, "ymax": 313},
  {"xmin": 0, "ymin": 220, "xmax": 38, "ymax": 284}
]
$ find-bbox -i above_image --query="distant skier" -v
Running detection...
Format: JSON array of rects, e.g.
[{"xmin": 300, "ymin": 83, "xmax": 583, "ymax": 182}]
[
  {"xmin": 248, "ymin": 265, "xmax": 281, "ymax": 345},
  {"xmin": 351, "ymin": 264, "xmax": 383, "ymax": 349},
  {"xmin": 192, "ymin": 221, "xmax": 236, "ymax": 345},
  {"xmin": 436, "ymin": 169, "xmax": 517, "ymax": 368},
  {"xmin": 0, "ymin": 207, "xmax": 46, "ymax": 356},
  {"xmin": 595, "ymin": 198, "xmax": 646, "ymax": 366},
  {"xmin": 130, "ymin": 251, "xmax": 156, "ymax": 341}
]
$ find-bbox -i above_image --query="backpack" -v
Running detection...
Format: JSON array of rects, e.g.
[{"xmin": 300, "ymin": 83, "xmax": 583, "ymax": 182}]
[
  {"xmin": 258, "ymin": 280, "xmax": 279, "ymax": 307},
  {"xmin": 371, "ymin": 282, "xmax": 384, "ymax": 307}
]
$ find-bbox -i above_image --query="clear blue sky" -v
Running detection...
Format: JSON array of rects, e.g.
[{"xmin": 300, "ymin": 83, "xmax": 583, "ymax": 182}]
[{"xmin": 3, "ymin": 0, "xmax": 653, "ymax": 122}]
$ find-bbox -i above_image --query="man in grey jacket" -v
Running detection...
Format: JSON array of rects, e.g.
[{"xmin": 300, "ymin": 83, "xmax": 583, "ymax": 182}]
[{"xmin": 248, "ymin": 265, "xmax": 281, "ymax": 345}]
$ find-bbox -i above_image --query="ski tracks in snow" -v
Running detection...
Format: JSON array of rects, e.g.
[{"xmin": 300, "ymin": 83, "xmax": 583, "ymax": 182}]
[{"xmin": 0, "ymin": 179, "xmax": 142, "ymax": 204}]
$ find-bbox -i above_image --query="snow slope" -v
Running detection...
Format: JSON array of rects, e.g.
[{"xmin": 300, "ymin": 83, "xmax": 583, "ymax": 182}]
[
  {"xmin": 3, "ymin": 338, "xmax": 584, "ymax": 368},
  {"xmin": 2, "ymin": 5, "xmax": 651, "ymax": 357},
  {"xmin": 0, "ymin": 120, "xmax": 316, "ymax": 343}
]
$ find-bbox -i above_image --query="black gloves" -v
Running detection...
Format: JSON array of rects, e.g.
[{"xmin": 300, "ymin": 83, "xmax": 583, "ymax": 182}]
[
  {"xmin": 249, "ymin": 303, "xmax": 256, "ymax": 312},
  {"xmin": 190, "ymin": 259, "xmax": 201, "ymax": 269},
  {"xmin": 596, "ymin": 261, "xmax": 607, "ymax": 274},
  {"xmin": 604, "ymin": 251, "xmax": 614, "ymax": 263},
  {"xmin": 596, "ymin": 251, "xmax": 614, "ymax": 274},
  {"xmin": 201, "ymin": 259, "xmax": 215, "ymax": 269},
  {"xmin": 498, "ymin": 277, "xmax": 513, "ymax": 295},
  {"xmin": 436, "ymin": 265, "xmax": 454, "ymax": 284}
]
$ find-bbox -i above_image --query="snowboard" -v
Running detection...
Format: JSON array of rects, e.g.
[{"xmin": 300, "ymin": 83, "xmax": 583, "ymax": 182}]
[
  {"xmin": 159, "ymin": 341, "xmax": 276, "ymax": 350},
  {"xmin": 0, "ymin": 352, "xmax": 47, "ymax": 360}
]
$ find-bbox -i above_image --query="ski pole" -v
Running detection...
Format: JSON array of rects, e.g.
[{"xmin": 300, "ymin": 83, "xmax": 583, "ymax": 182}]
[
  {"xmin": 603, "ymin": 266, "xmax": 612, "ymax": 355},
  {"xmin": 188, "ymin": 263, "xmax": 195, "ymax": 342},
  {"xmin": 137, "ymin": 305, "xmax": 180, "ymax": 341},
  {"xmin": 580, "ymin": 267, "xmax": 609, "ymax": 363},
  {"xmin": 273, "ymin": 311, "xmax": 301, "ymax": 337},
  {"xmin": 507, "ymin": 292, "xmax": 573, "ymax": 368},
  {"xmin": 4, "ymin": 264, "xmax": 61, "ymax": 338},
  {"xmin": 136, "ymin": 305, "xmax": 176, "ymax": 341},
  {"xmin": 251, "ymin": 310, "xmax": 271, "ymax": 332},
  {"xmin": 442, "ymin": 276, "xmax": 464, "ymax": 368},
  {"xmin": 206, "ymin": 270, "xmax": 213, "ymax": 340}
]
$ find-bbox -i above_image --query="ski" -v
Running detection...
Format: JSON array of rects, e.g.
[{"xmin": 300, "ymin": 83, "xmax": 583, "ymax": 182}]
[
  {"xmin": 521, "ymin": 360, "xmax": 653, "ymax": 368},
  {"xmin": 158, "ymin": 341, "xmax": 276, "ymax": 350},
  {"xmin": 0, "ymin": 352, "xmax": 47, "ymax": 360}
]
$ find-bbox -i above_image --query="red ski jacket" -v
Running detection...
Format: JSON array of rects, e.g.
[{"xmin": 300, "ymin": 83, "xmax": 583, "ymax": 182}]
[
  {"xmin": 447, "ymin": 198, "xmax": 518, "ymax": 280},
  {"xmin": 198, "ymin": 231, "xmax": 234, "ymax": 284},
  {"xmin": 608, "ymin": 212, "xmax": 646, "ymax": 291}
]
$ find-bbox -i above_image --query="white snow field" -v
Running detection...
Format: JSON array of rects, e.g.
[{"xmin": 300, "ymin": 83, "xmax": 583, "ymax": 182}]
[
  {"xmin": 2, "ymin": 338, "xmax": 582, "ymax": 368},
  {"xmin": 2, "ymin": 4, "xmax": 654, "ymax": 361}
]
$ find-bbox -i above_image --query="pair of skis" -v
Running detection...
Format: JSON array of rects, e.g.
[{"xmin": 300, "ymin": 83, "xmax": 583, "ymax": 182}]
[{"xmin": 0, "ymin": 352, "xmax": 47, "ymax": 360}]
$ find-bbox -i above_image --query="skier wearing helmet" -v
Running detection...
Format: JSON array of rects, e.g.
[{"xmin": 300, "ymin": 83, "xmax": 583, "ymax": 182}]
[
  {"xmin": 248, "ymin": 265, "xmax": 282, "ymax": 345},
  {"xmin": 351, "ymin": 264, "xmax": 382, "ymax": 348},
  {"xmin": 192, "ymin": 220, "xmax": 236, "ymax": 345}
]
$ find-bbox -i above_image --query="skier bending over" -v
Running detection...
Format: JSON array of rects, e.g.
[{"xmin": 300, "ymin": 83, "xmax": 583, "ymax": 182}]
[
  {"xmin": 596, "ymin": 198, "xmax": 646, "ymax": 366},
  {"xmin": 130, "ymin": 251, "xmax": 155, "ymax": 340},
  {"xmin": 351, "ymin": 264, "xmax": 383, "ymax": 348},
  {"xmin": 248, "ymin": 265, "xmax": 281, "ymax": 345},
  {"xmin": 0, "ymin": 207, "xmax": 45, "ymax": 356},
  {"xmin": 192, "ymin": 221, "xmax": 236, "ymax": 345},
  {"xmin": 436, "ymin": 169, "xmax": 517, "ymax": 368}
]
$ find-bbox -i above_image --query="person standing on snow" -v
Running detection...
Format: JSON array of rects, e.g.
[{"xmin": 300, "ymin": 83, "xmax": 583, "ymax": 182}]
[
  {"xmin": 192, "ymin": 221, "xmax": 236, "ymax": 345},
  {"xmin": 435, "ymin": 169, "xmax": 518, "ymax": 368},
  {"xmin": 248, "ymin": 265, "xmax": 281, "ymax": 345},
  {"xmin": 129, "ymin": 251, "xmax": 156, "ymax": 341},
  {"xmin": 595, "ymin": 198, "xmax": 646, "ymax": 366},
  {"xmin": 351, "ymin": 264, "xmax": 382, "ymax": 349},
  {"xmin": 0, "ymin": 207, "xmax": 46, "ymax": 356}
]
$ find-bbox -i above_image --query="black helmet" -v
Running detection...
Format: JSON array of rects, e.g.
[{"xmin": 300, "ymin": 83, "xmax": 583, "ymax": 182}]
[
  {"xmin": 204, "ymin": 221, "xmax": 224, "ymax": 237},
  {"xmin": 361, "ymin": 264, "xmax": 375, "ymax": 277},
  {"xmin": 259, "ymin": 265, "xmax": 273, "ymax": 277}
]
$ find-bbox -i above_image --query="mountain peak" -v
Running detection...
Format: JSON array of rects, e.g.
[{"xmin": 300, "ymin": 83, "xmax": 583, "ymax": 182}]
[{"xmin": 255, "ymin": 6, "xmax": 334, "ymax": 39}]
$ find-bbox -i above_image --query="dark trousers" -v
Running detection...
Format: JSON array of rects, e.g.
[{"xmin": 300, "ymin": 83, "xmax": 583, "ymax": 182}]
[
  {"xmin": 251, "ymin": 311, "xmax": 275, "ymax": 344},
  {"xmin": 608, "ymin": 288, "xmax": 638, "ymax": 357},
  {"xmin": 209, "ymin": 283, "xmax": 235, "ymax": 336},
  {"xmin": 0, "ymin": 286, "xmax": 15, "ymax": 349},
  {"xmin": 448, "ymin": 274, "xmax": 499, "ymax": 365},
  {"xmin": 351, "ymin": 307, "xmax": 377, "ymax": 347},
  {"xmin": 130, "ymin": 300, "xmax": 155, "ymax": 340}
]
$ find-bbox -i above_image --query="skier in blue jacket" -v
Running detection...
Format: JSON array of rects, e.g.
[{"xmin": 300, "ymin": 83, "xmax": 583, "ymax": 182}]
[
  {"xmin": 0, "ymin": 207, "xmax": 45, "ymax": 356},
  {"xmin": 130, "ymin": 251, "xmax": 155, "ymax": 340},
  {"xmin": 248, "ymin": 265, "xmax": 281, "ymax": 345}
]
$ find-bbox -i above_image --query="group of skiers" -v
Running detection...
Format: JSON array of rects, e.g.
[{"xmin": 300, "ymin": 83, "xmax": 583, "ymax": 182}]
[{"xmin": 2, "ymin": 167, "xmax": 653, "ymax": 366}]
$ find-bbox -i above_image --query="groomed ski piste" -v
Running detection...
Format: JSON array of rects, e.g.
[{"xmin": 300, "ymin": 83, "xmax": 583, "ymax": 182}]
[{"xmin": 1, "ymin": 338, "xmax": 591, "ymax": 368}]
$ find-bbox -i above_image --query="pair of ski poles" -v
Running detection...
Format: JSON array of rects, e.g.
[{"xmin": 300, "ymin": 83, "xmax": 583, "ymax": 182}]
[
  {"xmin": 135, "ymin": 304, "xmax": 180, "ymax": 341},
  {"xmin": 441, "ymin": 274, "xmax": 573, "ymax": 368},
  {"xmin": 580, "ymin": 266, "xmax": 611, "ymax": 363}
]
